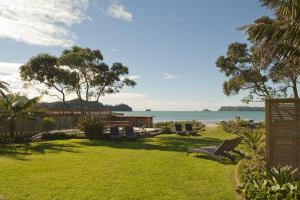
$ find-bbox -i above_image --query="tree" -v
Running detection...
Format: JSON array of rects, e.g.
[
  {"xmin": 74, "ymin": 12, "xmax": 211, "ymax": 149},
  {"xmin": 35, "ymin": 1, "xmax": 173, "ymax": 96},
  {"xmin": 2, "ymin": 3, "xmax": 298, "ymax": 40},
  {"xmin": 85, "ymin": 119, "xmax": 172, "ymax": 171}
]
[
  {"xmin": 0, "ymin": 81, "xmax": 9, "ymax": 100},
  {"xmin": 0, "ymin": 94, "xmax": 40, "ymax": 140},
  {"xmin": 20, "ymin": 54, "xmax": 76, "ymax": 113},
  {"xmin": 241, "ymin": 0, "xmax": 300, "ymax": 58},
  {"xmin": 215, "ymin": 42, "xmax": 299, "ymax": 103},
  {"xmin": 58, "ymin": 46, "xmax": 136, "ymax": 113}
]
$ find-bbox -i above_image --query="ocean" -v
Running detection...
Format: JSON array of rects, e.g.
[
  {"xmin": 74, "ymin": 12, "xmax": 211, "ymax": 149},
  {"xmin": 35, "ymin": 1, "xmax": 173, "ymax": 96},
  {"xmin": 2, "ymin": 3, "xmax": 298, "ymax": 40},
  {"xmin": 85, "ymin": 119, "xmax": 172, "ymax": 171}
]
[{"xmin": 119, "ymin": 111, "xmax": 265, "ymax": 124}]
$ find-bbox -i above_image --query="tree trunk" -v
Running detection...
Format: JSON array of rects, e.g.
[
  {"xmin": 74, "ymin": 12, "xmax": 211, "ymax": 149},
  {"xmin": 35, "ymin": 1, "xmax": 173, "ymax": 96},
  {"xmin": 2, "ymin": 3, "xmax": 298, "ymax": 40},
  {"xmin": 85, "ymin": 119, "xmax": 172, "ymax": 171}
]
[
  {"xmin": 9, "ymin": 120, "xmax": 15, "ymax": 141},
  {"xmin": 292, "ymin": 80, "xmax": 299, "ymax": 98}
]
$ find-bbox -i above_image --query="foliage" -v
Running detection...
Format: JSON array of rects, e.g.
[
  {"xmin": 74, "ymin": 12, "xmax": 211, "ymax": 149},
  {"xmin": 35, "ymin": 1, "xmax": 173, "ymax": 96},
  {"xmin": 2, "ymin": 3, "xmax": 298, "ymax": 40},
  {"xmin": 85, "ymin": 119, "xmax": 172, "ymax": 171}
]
[
  {"xmin": 241, "ymin": 166, "xmax": 300, "ymax": 200},
  {"xmin": 42, "ymin": 117, "xmax": 56, "ymax": 132},
  {"xmin": 0, "ymin": 94, "xmax": 40, "ymax": 140},
  {"xmin": 58, "ymin": 46, "xmax": 136, "ymax": 113},
  {"xmin": 77, "ymin": 116, "xmax": 106, "ymax": 139},
  {"xmin": 242, "ymin": 0, "xmax": 300, "ymax": 58},
  {"xmin": 20, "ymin": 46, "xmax": 137, "ymax": 114},
  {"xmin": 0, "ymin": 80, "xmax": 9, "ymax": 100},
  {"xmin": 242, "ymin": 129, "xmax": 265, "ymax": 155},
  {"xmin": 155, "ymin": 120, "xmax": 206, "ymax": 133},
  {"xmin": 41, "ymin": 131, "xmax": 73, "ymax": 140},
  {"xmin": 220, "ymin": 117, "xmax": 264, "ymax": 134},
  {"xmin": 215, "ymin": 42, "xmax": 299, "ymax": 103},
  {"xmin": 20, "ymin": 53, "xmax": 75, "ymax": 111}
]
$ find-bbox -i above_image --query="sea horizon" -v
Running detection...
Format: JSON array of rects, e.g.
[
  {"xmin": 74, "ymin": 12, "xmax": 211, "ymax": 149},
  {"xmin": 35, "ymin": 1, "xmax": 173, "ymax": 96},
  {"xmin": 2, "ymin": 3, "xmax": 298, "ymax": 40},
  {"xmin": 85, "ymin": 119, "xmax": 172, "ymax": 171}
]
[{"xmin": 119, "ymin": 110, "xmax": 265, "ymax": 124}]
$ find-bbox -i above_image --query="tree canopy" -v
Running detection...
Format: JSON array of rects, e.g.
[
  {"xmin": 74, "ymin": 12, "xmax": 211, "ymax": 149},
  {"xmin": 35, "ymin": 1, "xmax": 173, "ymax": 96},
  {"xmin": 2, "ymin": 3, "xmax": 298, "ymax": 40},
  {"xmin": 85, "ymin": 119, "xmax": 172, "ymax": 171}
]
[
  {"xmin": 241, "ymin": 0, "xmax": 300, "ymax": 58},
  {"xmin": 216, "ymin": 42, "xmax": 300, "ymax": 102},
  {"xmin": 20, "ymin": 46, "xmax": 136, "ymax": 113}
]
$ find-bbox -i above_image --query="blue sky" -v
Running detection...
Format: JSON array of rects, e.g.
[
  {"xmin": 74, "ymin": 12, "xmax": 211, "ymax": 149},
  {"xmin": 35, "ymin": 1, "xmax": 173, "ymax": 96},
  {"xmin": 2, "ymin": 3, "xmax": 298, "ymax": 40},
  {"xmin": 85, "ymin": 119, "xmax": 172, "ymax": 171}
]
[{"xmin": 0, "ymin": 0, "xmax": 271, "ymax": 110}]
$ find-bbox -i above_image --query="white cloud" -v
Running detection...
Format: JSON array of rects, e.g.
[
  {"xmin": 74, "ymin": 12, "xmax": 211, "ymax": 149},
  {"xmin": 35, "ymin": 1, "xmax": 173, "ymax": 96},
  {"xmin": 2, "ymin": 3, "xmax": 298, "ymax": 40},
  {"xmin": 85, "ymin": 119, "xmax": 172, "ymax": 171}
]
[
  {"xmin": 106, "ymin": 3, "xmax": 133, "ymax": 22},
  {"xmin": 162, "ymin": 73, "xmax": 179, "ymax": 80},
  {"xmin": 0, "ymin": 0, "xmax": 90, "ymax": 47},
  {"xmin": 111, "ymin": 48, "xmax": 118, "ymax": 52}
]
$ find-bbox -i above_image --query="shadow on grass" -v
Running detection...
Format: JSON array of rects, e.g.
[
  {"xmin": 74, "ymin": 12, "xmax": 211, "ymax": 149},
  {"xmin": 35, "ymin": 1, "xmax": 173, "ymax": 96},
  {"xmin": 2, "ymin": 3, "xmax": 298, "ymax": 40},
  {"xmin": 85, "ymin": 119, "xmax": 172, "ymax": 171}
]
[
  {"xmin": 76, "ymin": 135, "xmax": 222, "ymax": 153},
  {"xmin": 0, "ymin": 135, "xmax": 237, "ymax": 164},
  {"xmin": 0, "ymin": 141, "xmax": 81, "ymax": 161}
]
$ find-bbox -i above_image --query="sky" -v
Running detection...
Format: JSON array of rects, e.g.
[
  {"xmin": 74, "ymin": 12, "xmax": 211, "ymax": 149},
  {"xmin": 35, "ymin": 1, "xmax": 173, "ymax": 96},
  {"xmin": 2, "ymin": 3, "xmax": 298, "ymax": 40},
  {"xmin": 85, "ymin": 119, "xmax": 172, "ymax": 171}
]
[{"xmin": 0, "ymin": 0, "xmax": 272, "ymax": 111}]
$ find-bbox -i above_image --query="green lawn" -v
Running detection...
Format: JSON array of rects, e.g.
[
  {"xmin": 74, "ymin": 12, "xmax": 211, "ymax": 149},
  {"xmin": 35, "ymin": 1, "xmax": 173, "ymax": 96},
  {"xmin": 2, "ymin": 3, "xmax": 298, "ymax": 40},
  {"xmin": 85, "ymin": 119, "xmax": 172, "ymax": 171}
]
[{"xmin": 0, "ymin": 128, "xmax": 238, "ymax": 200}]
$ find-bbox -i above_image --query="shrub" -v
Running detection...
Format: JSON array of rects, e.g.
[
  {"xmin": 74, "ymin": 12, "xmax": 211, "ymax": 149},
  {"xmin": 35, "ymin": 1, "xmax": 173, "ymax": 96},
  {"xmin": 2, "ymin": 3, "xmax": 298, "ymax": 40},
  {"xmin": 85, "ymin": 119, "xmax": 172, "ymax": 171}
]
[
  {"xmin": 241, "ymin": 166, "xmax": 300, "ymax": 200},
  {"xmin": 42, "ymin": 117, "xmax": 56, "ymax": 132},
  {"xmin": 77, "ymin": 116, "xmax": 106, "ymax": 139},
  {"xmin": 242, "ymin": 129, "xmax": 265, "ymax": 156},
  {"xmin": 155, "ymin": 120, "xmax": 205, "ymax": 133},
  {"xmin": 221, "ymin": 116, "xmax": 265, "ymax": 134}
]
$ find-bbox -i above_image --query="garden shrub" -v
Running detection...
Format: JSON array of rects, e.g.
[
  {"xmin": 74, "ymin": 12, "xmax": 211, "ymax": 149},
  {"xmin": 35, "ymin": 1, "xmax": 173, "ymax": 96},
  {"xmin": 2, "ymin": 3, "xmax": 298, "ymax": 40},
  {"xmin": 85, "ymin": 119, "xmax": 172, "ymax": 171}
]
[
  {"xmin": 221, "ymin": 116, "xmax": 265, "ymax": 134},
  {"xmin": 237, "ymin": 129, "xmax": 300, "ymax": 199},
  {"xmin": 77, "ymin": 116, "xmax": 106, "ymax": 139},
  {"xmin": 155, "ymin": 120, "xmax": 205, "ymax": 133},
  {"xmin": 42, "ymin": 117, "xmax": 56, "ymax": 132},
  {"xmin": 241, "ymin": 166, "xmax": 300, "ymax": 200}
]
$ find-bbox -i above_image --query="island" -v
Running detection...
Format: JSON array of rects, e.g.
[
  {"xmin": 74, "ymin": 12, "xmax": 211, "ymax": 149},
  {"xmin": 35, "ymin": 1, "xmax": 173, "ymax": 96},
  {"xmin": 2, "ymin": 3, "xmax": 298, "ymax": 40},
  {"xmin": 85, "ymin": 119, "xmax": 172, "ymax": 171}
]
[
  {"xmin": 218, "ymin": 106, "xmax": 264, "ymax": 112},
  {"xmin": 145, "ymin": 109, "xmax": 152, "ymax": 111},
  {"xmin": 201, "ymin": 109, "xmax": 212, "ymax": 112},
  {"xmin": 37, "ymin": 99, "xmax": 133, "ymax": 111}
]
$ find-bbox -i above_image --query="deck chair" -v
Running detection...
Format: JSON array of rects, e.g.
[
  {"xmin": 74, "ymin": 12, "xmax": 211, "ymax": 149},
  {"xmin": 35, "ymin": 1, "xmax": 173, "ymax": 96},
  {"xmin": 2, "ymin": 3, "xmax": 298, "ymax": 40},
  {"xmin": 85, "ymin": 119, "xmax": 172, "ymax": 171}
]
[
  {"xmin": 227, "ymin": 137, "xmax": 244, "ymax": 157},
  {"xmin": 187, "ymin": 139, "xmax": 235, "ymax": 163},
  {"xmin": 125, "ymin": 126, "xmax": 138, "ymax": 139},
  {"xmin": 185, "ymin": 123, "xmax": 198, "ymax": 135},
  {"xmin": 110, "ymin": 127, "xmax": 121, "ymax": 139},
  {"xmin": 175, "ymin": 124, "xmax": 187, "ymax": 135}
]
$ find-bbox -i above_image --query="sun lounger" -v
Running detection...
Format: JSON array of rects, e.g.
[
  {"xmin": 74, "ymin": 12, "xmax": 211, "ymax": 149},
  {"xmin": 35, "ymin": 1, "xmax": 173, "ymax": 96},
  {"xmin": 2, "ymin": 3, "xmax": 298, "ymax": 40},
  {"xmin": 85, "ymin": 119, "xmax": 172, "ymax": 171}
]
[
  {"xmin": 125, "ymin": 126, "xmax": 138, "ymax": 139},
  {"xmin": 185, "ymin": 123, "xmax": 198, "ymax": 135},
  {"xmin": 175, "ymin": 124, "xmax": 187, "ymax": 135},
  {"xmin": 187, "ymin": 137, "xmax": 243, "ymax": 162},
  {"xmin": 110, "ymin": 127, "xmax": 121, "ymax": 139}
]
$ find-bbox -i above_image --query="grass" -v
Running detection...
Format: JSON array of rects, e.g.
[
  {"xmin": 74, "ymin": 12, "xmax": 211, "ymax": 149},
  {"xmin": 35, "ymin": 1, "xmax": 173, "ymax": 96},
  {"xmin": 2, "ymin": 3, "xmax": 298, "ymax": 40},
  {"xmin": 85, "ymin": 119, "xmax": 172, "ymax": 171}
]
[{"xmin": 0, "ymin": 128, "xmax": 238, "ymax": 200}]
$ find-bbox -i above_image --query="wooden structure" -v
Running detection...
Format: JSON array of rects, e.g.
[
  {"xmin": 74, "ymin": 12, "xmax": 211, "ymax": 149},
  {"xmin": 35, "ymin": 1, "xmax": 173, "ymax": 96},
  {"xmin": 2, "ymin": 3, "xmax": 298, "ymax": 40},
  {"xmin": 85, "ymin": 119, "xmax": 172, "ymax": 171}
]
[
  {"xmin": 265, "ymin": 99, "xmax": 300, "ymax": 169},
  {"xmin": 0, "ymin": 109, "xmax": 154, "ymax": 140},
  {"xmin": 110, "ymin": 113, "xmax": 154, "ymax": 128}
]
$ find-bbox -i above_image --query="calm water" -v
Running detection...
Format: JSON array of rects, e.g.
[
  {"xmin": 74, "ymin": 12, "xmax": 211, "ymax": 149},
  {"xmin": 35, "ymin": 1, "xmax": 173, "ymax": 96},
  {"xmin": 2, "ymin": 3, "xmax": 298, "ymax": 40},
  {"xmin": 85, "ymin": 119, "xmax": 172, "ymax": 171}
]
[{"xmin": 118, "ymin": 111, "xmax": 265, "ymax": 124}]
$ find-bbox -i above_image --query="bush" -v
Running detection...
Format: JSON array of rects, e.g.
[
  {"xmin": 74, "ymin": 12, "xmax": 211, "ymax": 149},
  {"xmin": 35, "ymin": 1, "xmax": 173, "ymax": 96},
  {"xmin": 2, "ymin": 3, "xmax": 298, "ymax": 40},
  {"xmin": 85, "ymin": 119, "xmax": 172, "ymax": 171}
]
[
  {"xmin": 42, "ymin": 117, "xmax": 56, "ymax": 132},
  {"xmin": 241, "ymin": 166, "xmax": 300, "ymax": 200},
  {"xmin": 77, "ymin": 116, "xmax": 106, "ymax": 139},
  {"xmin": 155, "ymin": 120, "xmax": 205, "ymax": 133},
  {"xmin": 41, "ymin": 131, "xmax": 72, "ymax": 140},
  {"xmin": 220, "ymin": 116, "xmax": 266, "ymax": 135}
]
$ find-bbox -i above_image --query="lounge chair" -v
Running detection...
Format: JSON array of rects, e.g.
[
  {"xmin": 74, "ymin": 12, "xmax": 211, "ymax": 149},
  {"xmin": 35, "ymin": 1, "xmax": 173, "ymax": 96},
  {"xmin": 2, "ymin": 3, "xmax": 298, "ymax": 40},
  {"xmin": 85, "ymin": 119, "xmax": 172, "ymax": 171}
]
[
  {"xmin": 110, "ymin": 127, "xmax": 121, "ymax": 139},
  {"xmin": 125, "ymin": 126, "xmax": 138, "ymax": 139},
  {"xmin": 185, "ymin": 123, "xmax": 198, "ymax": 135},
  {"xmin": 187, "ymin": 138, "xmax": 243, "ymax": 162},
  {"xmin": 175, "ymin": 124, "xmax": 187, "ymax": 135},
  {"xmin": 226, "ymin": 137, "xmax": 244, "ymax": 157}
]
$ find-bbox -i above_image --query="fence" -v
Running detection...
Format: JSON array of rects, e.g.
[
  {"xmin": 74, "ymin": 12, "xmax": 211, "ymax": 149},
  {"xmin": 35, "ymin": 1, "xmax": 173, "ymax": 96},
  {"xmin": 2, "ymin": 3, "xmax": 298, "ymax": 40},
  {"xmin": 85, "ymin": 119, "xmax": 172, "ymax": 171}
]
[
  {"xmin": 0, "ymin": 109, "xmax": 154, "ymax": 140},
  {"xmin": 265, "ymin": 99, "xmax": 300, "ymax": 169},
  {"xmin": 0, "ymin": 109, "xmax": 112, "ymax": 140}
]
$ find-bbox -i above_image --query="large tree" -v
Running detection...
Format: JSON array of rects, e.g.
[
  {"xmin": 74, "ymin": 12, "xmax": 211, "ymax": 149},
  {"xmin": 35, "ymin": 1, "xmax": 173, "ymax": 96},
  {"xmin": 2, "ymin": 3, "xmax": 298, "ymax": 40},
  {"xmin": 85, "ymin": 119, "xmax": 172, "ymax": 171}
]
[
  {"xmin": 58, "ymin": 46, "xmax": 136, "ymax": 113},
  {"xmin": 216, "ymin": 42, "xmax": 299, "ymax": 102},
  {"xmin": 21, "ymin": 46, "xmax": 136, "ymax": 114},
  {"xmin": 20, "ymin": 53, "xmax": 76, "ymax": 113},
  {"xmin": 242, "ymin": 0, "xmax": 300, "ymax": 58}
]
